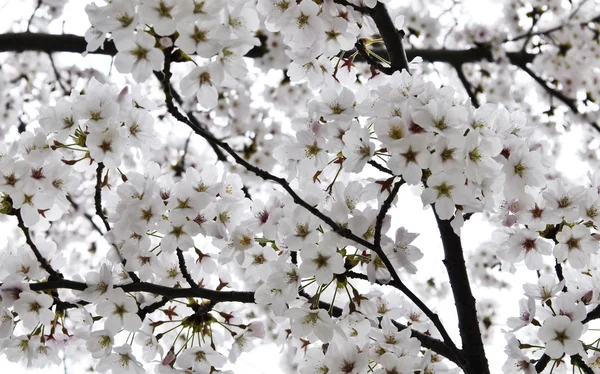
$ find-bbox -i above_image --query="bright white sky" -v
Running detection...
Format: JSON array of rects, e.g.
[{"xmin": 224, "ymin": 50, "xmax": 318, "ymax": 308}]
[{"xmin": 0, "ymin": 0, "xmax": 593, "ymax": 373}]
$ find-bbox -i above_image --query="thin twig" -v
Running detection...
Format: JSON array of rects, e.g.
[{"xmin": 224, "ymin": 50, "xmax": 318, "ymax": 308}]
[
  {"xmin": 515, "ymin": 60, "xmax": 600, "ymax": 133},
  {"xmin": 454, "ymin": 64, "xmax": 480, "ymax": 107},
  {"xmin": 46, "ymin": 52, "xmax": 69, "ymax": 94},
  {"xmin": 367, "ymin": 160, "xmax": 393, "ymax": 175},
  {"xmin": 26, "ymin": 0, "xmax": 42, "ymax": 32},
  {"xmin": 14, "ymin": 208, "xmax": 63, "ymax": 280},
  {"xmin": 94, "ymin": 162, "xmax": 110, "ymax": 232},
  {"xmin": 93, "ymin": 162, "xmax": 140, "ymax": 282}
]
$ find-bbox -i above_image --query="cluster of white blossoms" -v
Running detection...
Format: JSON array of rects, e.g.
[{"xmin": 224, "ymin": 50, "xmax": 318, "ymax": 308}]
[
  {"xmin": 3, "ymin": 0, "xmax": 600, "ymax": 374},
  {"xmin": 85, "ymin": 0, "xmax": 260, "ymax": 109}
]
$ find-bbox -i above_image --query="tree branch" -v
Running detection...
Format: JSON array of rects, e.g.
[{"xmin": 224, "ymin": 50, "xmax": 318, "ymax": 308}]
[
  {"xmin": 368, "ymin": 2, "xmax": 410, "ymax": 73},
  {"xmin": 433, "ymin": 207, "xmax": 490, "ymax": 374},
  {"xmin": 0, "ymin": 32, "xmax": 535, "ymax": 68},
  {"xmin": 176, "ymin": 247, "xmax": 198, "ymax": 289},
  {"xmin": 535, "ymin": 354, "xmax": 550, "ymax": 372},
  {"xmin": 454, "ymin": 64, "xmax": 480, "ymax": 108},
  {"xmin": 514, "ymin": 59, "xmax": 600, "ymax": 133},
  {"xmin": 94, "ymin": 162, "xmax": 110, "ymax": 232},
  {"xmin": 28, "ymin": 279, "xmax": 255, "ymax": 304},
  {"xmin": 14, "ymin": 208, "xmax": 63, "ymax": 280},
  {"xmin": 93, "ymin": 162, "xmax": 140, "ymax": 283}
]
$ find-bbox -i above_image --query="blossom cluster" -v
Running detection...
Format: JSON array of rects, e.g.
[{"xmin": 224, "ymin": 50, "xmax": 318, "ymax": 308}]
[{"xmin": 85, "ymin": 0, "xmax": 260, "ymax": 109}]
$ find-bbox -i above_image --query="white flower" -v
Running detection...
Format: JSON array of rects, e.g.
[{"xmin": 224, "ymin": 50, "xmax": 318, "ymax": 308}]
[
  {"xmin": 87, "ymin": 127, "xmax": 127, "ymax": 169},
  {"xmin": 180, "ymin": 63, "xmax": 224, "ymax": 110},
  {"xmin": 503, "ymin": 148, "xmax": 545, "ymax": 199},
  {"xmin": 138, "ymin": 0, "xmax": 179, "ymax": 36},
  {"xmin": 299, "ymin": 244, "xmax": 345, "ymax": 285},
  {"xmin": 282, "ymin": 0, "xmax": 324, "ymax": 49},
  {"xmin": 537, "ymin": 315, "xmax": 583, "ymax": 359},
  {"xmin": 13, "ymin": 291, "xmax": 54, "ymax": 329},
  {"xmin": 177, "ymin": 345, "xmax": 227, "ymax": 372},
  {"xmin": 523, "ymin": 274, "xmax": 564, "ymax": 302},
  {"xmin": 114, "ymin": 32, "xmax": 164, "ymax": 83},
  {"xmin": 421, "ymin": 172, "xmax": 474, "ymax": 220},
  {"xmin": 287, "ymin": 307, "xmax": 336, "ymax": 343},
  {"xmin": 385, "ymin": 227, "xmax": 423, "ymax": 274},
  {"xmin": 500, "ymin": 228, "xmax": 552, "ymax": 270},
  {"xmin": 388, "ymin": 134, "xmax": 430, "ymax": 185},
  {"xmin": 96, "ymin": 289, "xmax": 142, "ymax": 332},
  {"xmin": 506, "ymin": 297, "xmax": 535, "ymax": 331},
  {"xmin": 342, "ymin": 127, "xmax": 375, "ymax": 173},
  {"xmin": 278, "ymin": 206, "xmax": 320, "ymax": 251},
  {"xmin": 325, "ymin": 343, "xmax": 369, "ymax": 374},
  {"xmin": 175, "ymin": 20, "xmax": 227, "ymax": 58},
  {"xmin": 319, "ymin": 87, "xmax": 356, "ymax": 122},
  {"xmin": 81, "ymin": 263, "xmax": 115, "ymax": 302},
  {"xmin": 373, "ymin": 352, "xmax": 414, "ymax": 374},
  {"xmin": 86, "ymin": 326, "xmax": 119, "ymax": 359},
  {"xmin": 502, "ymin": 333, "xmax": 537, "ymax": 374},
  {"xmin": 554, "ymin": 224, "xmax": 598, "ymax": 269},
  {"xmin": 157, "ymin": 214, "xmax": 198, "ymax": 253},
  {"xmin": 96, "ymin": 345, "xmax": 145, "ymax": 374}
]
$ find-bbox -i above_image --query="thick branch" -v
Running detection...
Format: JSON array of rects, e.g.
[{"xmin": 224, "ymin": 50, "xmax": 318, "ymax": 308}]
[
  {"xmin": 433, "ymin": 208, "xmax": 490, "ymax": 374},
  {"xmin": 0, "ymin": 33, "xmax": 535, "ymax": 68},
  {"xmin": 369, "ymin": 2, "xmax": 410, "ymax": 72},
  {"xmin": 535, "ymin": 354, "xmax": 550, "ymax": 372},
  {"xmin": 29, "ymin": 279, "xmax": 255, "ymax": 303}
]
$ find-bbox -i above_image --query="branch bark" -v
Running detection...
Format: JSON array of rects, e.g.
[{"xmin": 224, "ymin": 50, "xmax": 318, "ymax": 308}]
[
  {"xmin": 433, "ymin": 207, "xmax": 490, "ymax": 374},
  {"xmin": 0, "ymin": 32, "xmax": 535, "ymax": 67}
]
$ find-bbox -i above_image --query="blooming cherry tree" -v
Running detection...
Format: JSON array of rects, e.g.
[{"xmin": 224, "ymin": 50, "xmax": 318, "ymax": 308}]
[{"xmin": 1, "ymin": 0, "xmax": 600, "ymax": 374}]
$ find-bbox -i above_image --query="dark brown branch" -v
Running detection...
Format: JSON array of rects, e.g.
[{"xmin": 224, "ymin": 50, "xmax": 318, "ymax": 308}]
[
  {"xmin": 94, "ymin": 162, "xmax": 110, "ymax": 232},
  {"xmin": 572, "ymin": 354, "xmax": 595, "ymax": 374},
  {"xmin": 14, "ymin": 209, "xmax": 63, "ymax": 280},
  {"xmin": 368, "ymin": 2, "xmax": 410, "ymax": 72},
  {"xmin": 535, "ymin": 354, "xmax": 550, "ymax": 372},
  {"xmin": 26, "ymin": 0, "xmax": 43, "ymax": 32},
  {"xmin": 454, "ymin": 64, "xmax": 480, "ymax": 107},
  {"xmin": 93, "ymin": 162, "xmax": 140, "ymax": 283},
  {"xmin": 367, "ymin": 160, "xmax": 393, "ymax": 175},
  {"xmin": 29, "ymin": 279, "xmax": 255, "ymax": 304},
  {"xmin": 46, "ymin": 52, "xmax": 69, "ymax": 94},
  {"xmin": 138, "ymin": 296, "xmax": 170, "ymax": 320},
  {"xmin": 176, "ymin": 247, "xmax": 198, "ymax": 289},
  {"xmin": 433, "ymin": 207, "xmax": 490, "ymax": 374},
  {"xmin": 583, "ymin": 304, "xmax": 600, "ymax": 324},
  {"xmin": 374, "ymin": 179, "xmax": 402, "ymax": 249},
  {"xmin": 0, "ymin": 33, "xmax": 535, "ymax": 69},
  {"xmin": 354, "ymin": 39, "xmax": 394, "ymax": 75},
  {"xmin": 514, "ymin": 60, "xmax": 600, "ymax": 133}
]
